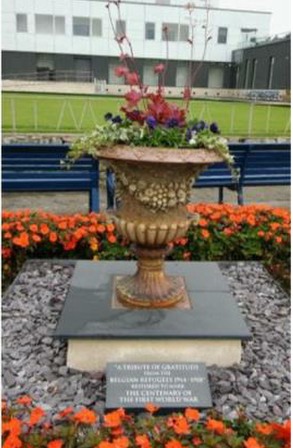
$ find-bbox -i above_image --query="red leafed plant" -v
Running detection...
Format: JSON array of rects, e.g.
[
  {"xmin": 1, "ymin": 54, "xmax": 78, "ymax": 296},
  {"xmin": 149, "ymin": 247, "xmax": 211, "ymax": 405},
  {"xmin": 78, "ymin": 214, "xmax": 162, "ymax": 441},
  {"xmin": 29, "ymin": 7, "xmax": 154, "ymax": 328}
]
[
  {"xmin": 68, "ymin": 1, "xmax": 233, "ymax": 164},
  {"xmin": 106, "ymin": 0, "xmax": 211, "ymax": 127}
]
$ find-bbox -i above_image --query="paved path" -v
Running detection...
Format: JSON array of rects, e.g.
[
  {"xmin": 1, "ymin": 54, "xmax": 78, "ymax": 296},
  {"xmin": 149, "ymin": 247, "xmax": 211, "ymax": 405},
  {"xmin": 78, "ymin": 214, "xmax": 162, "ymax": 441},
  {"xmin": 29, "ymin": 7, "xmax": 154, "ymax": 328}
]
[{"xmin": 2, "ymin": 185, "xmax": 290, "ymax": 215}]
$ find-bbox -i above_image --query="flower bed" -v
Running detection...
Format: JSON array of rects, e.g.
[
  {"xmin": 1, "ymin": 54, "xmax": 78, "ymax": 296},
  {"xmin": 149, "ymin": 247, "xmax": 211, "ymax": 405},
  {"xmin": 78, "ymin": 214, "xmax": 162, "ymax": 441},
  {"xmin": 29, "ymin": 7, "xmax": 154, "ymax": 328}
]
[
  {"xmin": 2, "ymin": 204, "xmax": 290, "ymax": 291},
  {"xmin": 2, "ymin": 398, "xmax": 290, "ymax": 448}
]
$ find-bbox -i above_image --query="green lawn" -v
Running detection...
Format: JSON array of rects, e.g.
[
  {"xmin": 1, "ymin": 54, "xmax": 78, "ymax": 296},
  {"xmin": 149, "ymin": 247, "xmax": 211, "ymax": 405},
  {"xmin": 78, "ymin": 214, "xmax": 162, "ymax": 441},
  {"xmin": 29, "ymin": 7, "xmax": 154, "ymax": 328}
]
[{"xmin": 2, "ymin": 92, "xmax": 291, "ymax": 137}]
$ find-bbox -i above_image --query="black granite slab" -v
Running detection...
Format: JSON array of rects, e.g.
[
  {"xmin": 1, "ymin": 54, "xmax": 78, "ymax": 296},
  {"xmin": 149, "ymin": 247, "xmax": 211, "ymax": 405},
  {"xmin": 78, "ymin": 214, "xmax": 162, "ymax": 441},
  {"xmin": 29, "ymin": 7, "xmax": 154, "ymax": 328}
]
[
  {"xmin": 106, "ymin": 362, "xmax": 212, "ymax": 413},
  {"xmin": 54, "ymin": 261, "xmax": 250, "ymax": 340}
]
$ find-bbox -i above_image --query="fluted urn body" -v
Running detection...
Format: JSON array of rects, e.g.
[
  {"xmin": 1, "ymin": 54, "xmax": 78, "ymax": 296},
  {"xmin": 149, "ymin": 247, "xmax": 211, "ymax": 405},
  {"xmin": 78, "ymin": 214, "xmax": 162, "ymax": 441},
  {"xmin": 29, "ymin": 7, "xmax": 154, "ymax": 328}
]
[{"xmin": 98, "ymin": 146, "xmax": 222, "ymax": 308}]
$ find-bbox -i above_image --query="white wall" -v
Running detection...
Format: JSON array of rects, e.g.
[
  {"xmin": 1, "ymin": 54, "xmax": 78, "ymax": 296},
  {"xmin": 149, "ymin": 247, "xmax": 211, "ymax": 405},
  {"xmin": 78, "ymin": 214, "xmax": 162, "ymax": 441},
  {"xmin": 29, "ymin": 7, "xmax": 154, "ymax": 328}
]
[{"xmin": 2, "ymin": 0, "xmax": 271, "ymax": 62}]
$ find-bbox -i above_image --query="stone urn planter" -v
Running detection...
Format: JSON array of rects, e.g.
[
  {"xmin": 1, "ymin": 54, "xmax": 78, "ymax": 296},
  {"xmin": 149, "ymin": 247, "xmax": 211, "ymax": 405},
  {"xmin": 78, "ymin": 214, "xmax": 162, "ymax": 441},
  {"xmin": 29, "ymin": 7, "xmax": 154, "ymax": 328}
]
[{"xmin": 98, "ymin": 145, "xmax": 223, "ymax": 309}]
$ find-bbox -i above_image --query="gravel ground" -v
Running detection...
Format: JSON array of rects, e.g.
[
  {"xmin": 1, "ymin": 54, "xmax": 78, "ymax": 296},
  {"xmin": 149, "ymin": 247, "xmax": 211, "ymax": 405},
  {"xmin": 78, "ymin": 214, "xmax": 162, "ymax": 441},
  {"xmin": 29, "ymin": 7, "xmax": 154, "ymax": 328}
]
[{"xmin": 2, "ymin": 260, "xmax": 290, "ymax": 420}]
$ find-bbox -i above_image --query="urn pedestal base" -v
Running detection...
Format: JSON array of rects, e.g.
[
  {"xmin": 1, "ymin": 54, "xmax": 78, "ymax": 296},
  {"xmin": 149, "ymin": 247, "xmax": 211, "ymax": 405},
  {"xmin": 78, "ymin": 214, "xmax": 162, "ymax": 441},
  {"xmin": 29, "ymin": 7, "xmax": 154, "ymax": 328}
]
[
  {"xmin": 116, "ymin": 246, "xmax": 187, "ymax": 308},
  {"xmin": 54, "ymin": 261, "xmax": 251, "ymax": 370}
]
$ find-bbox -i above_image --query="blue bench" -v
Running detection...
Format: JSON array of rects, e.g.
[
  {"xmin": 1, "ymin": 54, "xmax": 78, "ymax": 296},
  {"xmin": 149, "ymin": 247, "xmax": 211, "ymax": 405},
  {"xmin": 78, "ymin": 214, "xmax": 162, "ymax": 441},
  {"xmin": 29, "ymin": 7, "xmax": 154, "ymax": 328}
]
[
  {"xmin": 2, "ymin": 144, "xmax": 100, "ymax": 212},
  {"xmin": 195, "ymin": 142, "xmax": 290, "ymax": 205},
  {"xmin": 2, "ymin": 142, "xmax": 290, "ymax": 210}
]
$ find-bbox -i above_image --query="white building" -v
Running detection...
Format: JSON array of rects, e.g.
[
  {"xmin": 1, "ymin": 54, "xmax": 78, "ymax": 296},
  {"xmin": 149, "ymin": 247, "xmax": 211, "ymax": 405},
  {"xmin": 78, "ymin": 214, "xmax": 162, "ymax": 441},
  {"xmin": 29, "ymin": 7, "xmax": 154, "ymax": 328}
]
[{"xmin": 2, "ymin": 0, "xmax": 271, "ymax": 88}]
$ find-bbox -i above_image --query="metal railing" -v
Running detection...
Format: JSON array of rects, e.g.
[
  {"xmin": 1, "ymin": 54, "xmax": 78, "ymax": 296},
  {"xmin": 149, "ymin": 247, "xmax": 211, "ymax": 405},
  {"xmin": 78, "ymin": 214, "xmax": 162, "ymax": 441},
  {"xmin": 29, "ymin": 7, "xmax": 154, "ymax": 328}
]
[{"xmin": 2, "ymin": 94, "xmax": 291, "ymax": 136}]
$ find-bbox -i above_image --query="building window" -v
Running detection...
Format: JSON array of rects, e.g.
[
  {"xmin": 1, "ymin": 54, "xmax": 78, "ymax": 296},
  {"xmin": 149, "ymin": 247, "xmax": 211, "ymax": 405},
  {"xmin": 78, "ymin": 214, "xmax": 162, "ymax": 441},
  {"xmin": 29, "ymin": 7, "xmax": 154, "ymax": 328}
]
[
  {"xmin": 162, "ymin": 23, "xmax": 178, "ymax": 41},
  {"xmin": 218, "ymin": 27, "xmax": 228, "ymax": 44},
  {"xmin": 176, "ymin": 65, "xmax": 188, "ymax": 87},
  {"xmin": 145, "ymin": 22, "xmax": 155, "ymax": 40},
  {"xmin": 267, "ymin": 56, "xmax": 275, "ymax": 89},
  {"xmin": 35, "ymin": 14, "xmax": 54, "ymax": 34},
  {"xmin": 54, "ymin": 16, "xmax": 65, "ymax": 35},
  {"xmin": 179, "ymin": 24, "xmax": 189, "ymax": 41},
  {"xmin": 73, "ymin": 17, "xmax": 90, "ymax": 36},
  {"xmin": 116, "ymin": 20, "xmax": 126, "ymax": 37},
  {"xmin": 92, "ymin": 18, "xmax": 102, "ymax": 36},
  {"xmin": 109, "ymin": 64, "xmax": 125, "ymax": 85},
  {"xmin": 143, "ymin": 64, "xmax": 158, "ymax": 86},
  {"xmin": 37, "ymin": 53, "xmax": 55, "ymax": 70},
  {"xmin": 16, "ymin": 14, "xmax": 27, "ymax": 32}
]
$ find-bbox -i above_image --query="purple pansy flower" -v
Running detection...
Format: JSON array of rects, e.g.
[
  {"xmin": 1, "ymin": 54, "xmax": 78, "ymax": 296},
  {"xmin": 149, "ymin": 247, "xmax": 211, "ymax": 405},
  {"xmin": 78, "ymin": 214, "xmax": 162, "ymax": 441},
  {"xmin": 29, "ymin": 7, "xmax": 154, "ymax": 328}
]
[
  {"xmin": 104, "ymin": 112, "xmax": 113, "ymax": 121},
  {"xmin": 112, "ymin": 115, "xmax": 123, "ymax": 124},
  {"xmin": 166, "ymin": 118, "xmax": 179, "ymax": 128},
  {"xmin": 210, "ymin": 122, "xmax": 220, "ymax": 134},
  {"xmin": 146, "ymin": 115, "xmax": 157, "ymax": 129}
]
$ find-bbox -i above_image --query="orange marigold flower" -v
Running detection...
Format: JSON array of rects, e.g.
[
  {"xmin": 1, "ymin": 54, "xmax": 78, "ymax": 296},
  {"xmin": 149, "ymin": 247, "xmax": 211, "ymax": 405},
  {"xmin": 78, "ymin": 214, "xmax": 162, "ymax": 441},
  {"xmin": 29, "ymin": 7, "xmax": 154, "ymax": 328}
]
[
  {"xmin": 145, "ymin": 403, "xmax": 159, "ymax": 414},
  {"xmin": 17, "ymin": 395, "xmax": 32, "ymax": 406},
  {"xmin": 106, "ymin": 223, "xmax": 115, "ymax": 233},
  {"xmin": 270, "ymin": 222, "xmax": 281, "ymax": 231},
  {"xmin": 88, "ymin": 225, "xmax": 97, "ymax": 233},
  {"xmin": 97, "ymin": 224, "xmax": 106, "ymax": 233},
  {"xmin": 246, "ymin": 215, "xmax": 256, "ymax": 226},
  {"xmin": 12, "ymin": 232, "xmax": 30, "ymax": 248},
  {"xmin": 47, "ymin": 440, "xmax": 63, "ymax": 448},
  {"xmin": 275, "ymin": 236, "xmax": 282, "ymax": 244},
  {"xmin": 201, "ymin": 229, "xmax": 210, "ymax": 239},
  {"xmin": 178, "ymin": 238, "xmax": 188, "ymax": 246},
  {"xmin": 112, "ymin": 436, "xmax": 129, "ymax": 448},
  {"xmin": 63, "ymin": 240, "xmax": 76, "ymax": 251},
  {"xmin": 199, "ymin": 219, "xmax": 208, "ymax": 227},
  {"xmin": 255, "ymin": 423, "xmax": 274, "ymax": 436},
  {"xmin": 57, "ymin": 407, "xmax": 74, "ymax": 419},
  {"xmin": 16, "ymin": 223, "xmax": 24, "ymax": 231},
  {"xmin": 29, "ymin": 407, "xmax": 45, "ymax": 426},
  {"xmin": 49, "ymin": 232, "xmax": 58, "ymax": 243},
  {"xmin": 271, "ymin": 420, "xmax": 291, "ymax": 442},
  {"xmin": 40, "ymin": 224, "xmax": 50, "ymax": 235},
  {"xmin": 104, "ymin": 409, "xmax": 124, "ymax": 428},
  {"xmin": 2, "ymin": 223, "xmax": 10, "ymax": 231},
  {"xmin": 2, "ymin": 418, "xmax": 22, "ymax": 436},
  {"xmin": 165, "ymin": 439, "xmax": 184, "ymax": 448},
  {"xmin": 29, "ymin": 224, "xmax": 38, "ymax": 232},
  {"xmin": 111, "ymin": 427, "xmax": 124, "ymax": 437},
  {"xmin": 73, "ymin": 408, "xmax": 97, "ymax": 425},
  {"xmin": 57, "ymin": 221, "xmax": 67, "ymax": 230},
  {"xmin": 223, "ymin": 228, "xmax": 233, "ymax": 236},
  {"xmin": 244, "ymin": 437, "xmax": 265, "ymax": 448},
  {"xmin": 4, "ymin": 232, "xmax": 12, "ymax": 239},
  {"xmin": 184, "ymin": 408, "xmax": 200, "ymax": 421},
  {"xmin": 257, "ymin": 230, "xmax": 265, "ymax": 237},
  {"xmin": 3, "ymin": 434, "xmax": 22, "ymax": 448},
  {"xmin": 206, "ymin": 418, "xmax": 226, "ymax": 435},
  {"xmin": 32, "ymin": 234, "xmax": 41, "ymax": 243},
  {"xmin": 98, "ymin": 442, "xmax": 114, "ymax": 448},
  {"xmin": 173, "ymin": 416, "xmax": 190, "ymax": 435},
  {"xmin": 135, "ymin": 434, "xmax": 152, "ymax": 448},
  {"xmin": 107, "ymin": 234, "xmax": 117, "ymax": 244}
]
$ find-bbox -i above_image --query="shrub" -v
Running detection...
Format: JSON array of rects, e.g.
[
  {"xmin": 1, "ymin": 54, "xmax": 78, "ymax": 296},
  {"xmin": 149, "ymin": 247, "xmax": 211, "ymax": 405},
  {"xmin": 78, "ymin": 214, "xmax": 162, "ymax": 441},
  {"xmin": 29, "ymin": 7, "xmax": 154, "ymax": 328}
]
[
  {"xmin": 2, "ymin": 398, "xmax": 290, "ymax": 448},
  {"xmin": 2, "ymin": 204, "xmax": 290, "ymax": 291}
]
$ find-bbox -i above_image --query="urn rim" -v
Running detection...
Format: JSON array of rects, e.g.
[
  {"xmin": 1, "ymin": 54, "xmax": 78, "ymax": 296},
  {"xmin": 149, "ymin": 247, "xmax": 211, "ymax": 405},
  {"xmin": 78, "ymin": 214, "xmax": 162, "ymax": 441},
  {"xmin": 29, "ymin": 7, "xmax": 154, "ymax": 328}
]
[{"xmin": 96, "ymin": 145, "xmax": 223, "ymax": 164}]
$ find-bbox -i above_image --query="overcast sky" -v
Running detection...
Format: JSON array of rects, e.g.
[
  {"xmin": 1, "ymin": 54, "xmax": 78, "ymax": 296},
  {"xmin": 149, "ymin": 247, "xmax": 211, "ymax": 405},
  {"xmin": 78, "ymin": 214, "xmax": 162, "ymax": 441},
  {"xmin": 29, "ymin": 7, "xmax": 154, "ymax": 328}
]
[{"xmin": 216, "ymin": 0, "xmax": 291, "ymax": 35}]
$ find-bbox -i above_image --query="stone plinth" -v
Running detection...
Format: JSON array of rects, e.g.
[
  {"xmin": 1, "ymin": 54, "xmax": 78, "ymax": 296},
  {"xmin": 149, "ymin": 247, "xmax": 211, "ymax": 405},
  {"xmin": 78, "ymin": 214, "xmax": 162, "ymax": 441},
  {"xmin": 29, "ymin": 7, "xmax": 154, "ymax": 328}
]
[{"xmin": 54, "ymin": 261, "xmax": 250, "ymax": 370}]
